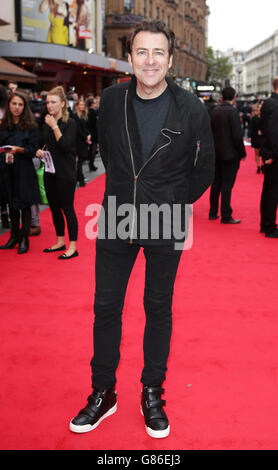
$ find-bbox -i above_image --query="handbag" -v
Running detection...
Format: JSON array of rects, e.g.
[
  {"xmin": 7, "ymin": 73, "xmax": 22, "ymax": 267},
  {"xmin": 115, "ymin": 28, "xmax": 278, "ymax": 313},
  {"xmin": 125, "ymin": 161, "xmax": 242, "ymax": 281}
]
[{"xmin": 36, "ymin": 161, "xmax": 48, "ymax": 205}]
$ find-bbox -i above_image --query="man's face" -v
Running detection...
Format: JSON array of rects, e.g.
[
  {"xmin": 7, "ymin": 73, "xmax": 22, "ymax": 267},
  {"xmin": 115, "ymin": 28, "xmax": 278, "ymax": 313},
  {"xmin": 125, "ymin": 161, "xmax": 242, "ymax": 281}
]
[
  {"xmin": 8, "ymin": 83, "xmax": 18, "ymax": 93},
  {"xmin": 128, "ymin": 31, "xmax": 173, "ymax": 96}
]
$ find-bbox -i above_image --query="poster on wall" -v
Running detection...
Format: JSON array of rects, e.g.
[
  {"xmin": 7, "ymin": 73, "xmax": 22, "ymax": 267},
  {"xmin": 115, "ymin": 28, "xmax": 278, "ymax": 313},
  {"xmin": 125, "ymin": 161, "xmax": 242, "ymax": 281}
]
[{"xmin": 20, "ymin": 0, "xmax": 95, "ymax": 50}]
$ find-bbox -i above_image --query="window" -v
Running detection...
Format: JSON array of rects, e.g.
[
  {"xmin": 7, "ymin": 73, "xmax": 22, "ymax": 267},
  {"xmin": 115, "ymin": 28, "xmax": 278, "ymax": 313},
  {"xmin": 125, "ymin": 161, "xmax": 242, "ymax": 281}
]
[
  {"xmin": 142, "ymin": 0, "xmax": 146, "ymax": 16},
  {"xmin": 124, "ymin": 0, "xmax": 133, "ymax": 13},
  {"xmin": 149, "ymin": 0, "xmax": 153, "ymax": 18}
]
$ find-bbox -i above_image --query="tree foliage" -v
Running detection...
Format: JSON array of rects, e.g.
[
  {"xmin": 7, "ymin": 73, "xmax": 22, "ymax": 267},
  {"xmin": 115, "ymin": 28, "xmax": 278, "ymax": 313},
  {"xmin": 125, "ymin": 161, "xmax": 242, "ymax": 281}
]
[{"xmin": 206, "ymin": 46, "xmax": 233, "ymax": 83}]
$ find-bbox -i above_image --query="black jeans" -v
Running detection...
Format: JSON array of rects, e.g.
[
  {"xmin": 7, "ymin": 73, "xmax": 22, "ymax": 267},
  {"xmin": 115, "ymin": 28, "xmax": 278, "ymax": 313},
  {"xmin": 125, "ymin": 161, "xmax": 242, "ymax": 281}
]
[
  {"xmin": 209, "ymin": 159, "xmax": 240, "ymax": 220},
  {"xmin": 260, "ymin": 160, "xmax": 278, "ymax": 234},
  {"xmin": 90, "ymin": 238, "xmax": 183, "ymax": 389}
]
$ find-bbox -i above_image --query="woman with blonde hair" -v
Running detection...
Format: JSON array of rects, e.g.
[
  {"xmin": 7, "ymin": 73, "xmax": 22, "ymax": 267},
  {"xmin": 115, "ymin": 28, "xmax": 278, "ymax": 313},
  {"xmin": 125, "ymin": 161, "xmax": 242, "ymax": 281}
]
[{"xmin": 36, "ymin": 86, "xmax": 79, "ymax": 259}]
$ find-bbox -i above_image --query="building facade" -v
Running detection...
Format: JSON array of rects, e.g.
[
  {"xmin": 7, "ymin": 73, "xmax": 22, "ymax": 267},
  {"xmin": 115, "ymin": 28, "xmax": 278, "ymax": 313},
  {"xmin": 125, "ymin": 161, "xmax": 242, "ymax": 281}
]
[
  {"xmin": 105, "ymin": 0, "xmax": 209, "ymax": 84},
  {"xmin": 245, "ymin": 30, "xmax": 278, "ymax": 97},
  {"xmin": 224, "ymin": 49, "xmax": 247, "ymax": 96}
]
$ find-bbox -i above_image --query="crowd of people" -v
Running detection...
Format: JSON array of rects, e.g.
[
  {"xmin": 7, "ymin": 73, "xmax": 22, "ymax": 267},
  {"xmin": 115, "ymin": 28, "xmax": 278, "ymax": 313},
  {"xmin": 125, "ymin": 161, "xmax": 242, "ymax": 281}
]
[
  {"xmin": 205, "ymin": 84, "xmax": 278, "ymax": 237},
  {"xmin": 0, "ymin": 74, "xmax": 278, "ymax": 261},
  {"xmin": 0, "ymin": 80, "xmax": 100, "ymax": 256}
]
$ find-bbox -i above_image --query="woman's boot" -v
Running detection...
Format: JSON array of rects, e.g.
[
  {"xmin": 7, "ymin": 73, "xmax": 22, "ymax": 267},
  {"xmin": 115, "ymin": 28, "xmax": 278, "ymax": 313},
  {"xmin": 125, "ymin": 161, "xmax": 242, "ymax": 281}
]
[{"xmin": 18, "ymin": 236, "xmax": 29, "ymax": 254}]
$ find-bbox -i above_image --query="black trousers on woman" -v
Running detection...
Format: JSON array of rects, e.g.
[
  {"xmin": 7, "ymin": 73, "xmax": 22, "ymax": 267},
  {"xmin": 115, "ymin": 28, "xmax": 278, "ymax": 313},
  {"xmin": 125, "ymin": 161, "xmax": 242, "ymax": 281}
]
[
  {"xmin": 90, "ymin": 238, "xmax": 183, "ymax": 390},
  {"xmin": 44, "ymin": 174, "xmax": 78, "ymax": 241}
]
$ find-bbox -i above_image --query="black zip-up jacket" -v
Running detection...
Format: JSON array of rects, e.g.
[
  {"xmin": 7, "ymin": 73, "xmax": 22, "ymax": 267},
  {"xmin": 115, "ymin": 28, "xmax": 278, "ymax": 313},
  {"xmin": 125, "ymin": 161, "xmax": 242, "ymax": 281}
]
[
  {"xmin": 260, "ymin": 92, "xmax": 278, "ymax": 161},
  {"xmin": 98, "ymin": 76, "xmax": 215, "ymax": 244}
]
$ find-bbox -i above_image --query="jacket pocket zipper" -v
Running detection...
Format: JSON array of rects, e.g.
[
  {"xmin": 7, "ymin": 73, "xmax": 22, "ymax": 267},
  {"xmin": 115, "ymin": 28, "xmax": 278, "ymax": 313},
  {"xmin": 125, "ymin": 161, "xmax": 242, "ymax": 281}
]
[{"xmin": 194, "ymin": 140, "xmax": 200, "ymax": 166}]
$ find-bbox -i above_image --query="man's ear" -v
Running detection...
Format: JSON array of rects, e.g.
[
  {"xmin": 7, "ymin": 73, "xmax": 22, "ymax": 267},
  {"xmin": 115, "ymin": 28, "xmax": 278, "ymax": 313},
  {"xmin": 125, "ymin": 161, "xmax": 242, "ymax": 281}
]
[
  {"xmin": 168, "ymin": 55, "xmax": 173, "ymax": 70},
  {"xmin": 128, "ymin": 54, "xmax": 133, "ymax": 67}
]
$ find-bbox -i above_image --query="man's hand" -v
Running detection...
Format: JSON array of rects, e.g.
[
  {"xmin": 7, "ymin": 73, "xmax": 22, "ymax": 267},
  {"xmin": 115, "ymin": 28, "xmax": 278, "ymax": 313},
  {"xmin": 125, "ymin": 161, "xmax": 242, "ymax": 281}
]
[{"xmin": 264, "ymin": 158, "xmax": 274, "ymax": 165}]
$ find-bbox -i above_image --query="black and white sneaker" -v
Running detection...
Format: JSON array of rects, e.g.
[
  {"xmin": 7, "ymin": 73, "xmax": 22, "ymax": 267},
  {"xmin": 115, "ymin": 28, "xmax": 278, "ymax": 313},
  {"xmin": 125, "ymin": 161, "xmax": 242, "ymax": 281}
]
[
  {"xmin": 70, "ymin": 386, "xmax": 117, "ymax": 433},
  {"xmin": 141, "ymin": 385, "xmax": 170, "ymax": 438}
]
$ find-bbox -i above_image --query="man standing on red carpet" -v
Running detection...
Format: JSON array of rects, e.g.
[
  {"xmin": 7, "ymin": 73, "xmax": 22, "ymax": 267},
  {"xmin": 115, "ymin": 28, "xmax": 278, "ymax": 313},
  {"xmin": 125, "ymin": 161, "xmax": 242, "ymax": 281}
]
[
  {"xmin": 70, "ymin": 20, "xmax": 215, "ymax": 438},
  {"xmin": 209, "ymin": 87, "xmax": 246, "ymax": 224},
  {"xmin": 259, "ymin": 77, "xmax": 278, "ymax": 238}
]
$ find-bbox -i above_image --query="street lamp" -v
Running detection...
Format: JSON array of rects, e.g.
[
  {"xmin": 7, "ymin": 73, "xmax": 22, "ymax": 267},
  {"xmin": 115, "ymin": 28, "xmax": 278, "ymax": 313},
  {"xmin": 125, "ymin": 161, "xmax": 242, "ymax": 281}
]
[{"xmin": 236, "ymin": 66, "xmax": 242, "ymax": 97}]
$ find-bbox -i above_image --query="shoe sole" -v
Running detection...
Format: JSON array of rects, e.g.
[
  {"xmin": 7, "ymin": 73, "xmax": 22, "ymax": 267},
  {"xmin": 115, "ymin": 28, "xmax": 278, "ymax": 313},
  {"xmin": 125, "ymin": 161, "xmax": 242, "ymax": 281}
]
[
  {"xmin": 69, "ymin": 403, "xmax": 117, "ymax": 434},
  {"xmin": 140, "ymin": 406, "xmax": 170, "ymax": 439}
]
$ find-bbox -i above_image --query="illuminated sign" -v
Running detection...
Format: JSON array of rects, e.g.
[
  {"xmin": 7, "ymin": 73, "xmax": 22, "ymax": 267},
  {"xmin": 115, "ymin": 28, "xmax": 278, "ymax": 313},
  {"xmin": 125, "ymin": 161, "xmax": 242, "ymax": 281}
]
[{"xmin": 196, "ymin": 85, "xmax": 215, "ymax": 92}]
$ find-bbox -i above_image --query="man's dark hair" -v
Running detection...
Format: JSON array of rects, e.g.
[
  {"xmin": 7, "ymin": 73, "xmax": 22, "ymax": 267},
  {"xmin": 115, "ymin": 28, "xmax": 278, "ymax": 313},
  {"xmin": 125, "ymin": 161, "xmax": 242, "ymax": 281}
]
[
  {"xmin": 273, "ymin": 77, "xmax": 278, "ymax": 91},
  {"xmin": 222, "ymin": 87, "xmax": 236, "ymax": 101},
  {"xmin": 126, "ymin": 20, "xmax": 175, "ymax": 56}
]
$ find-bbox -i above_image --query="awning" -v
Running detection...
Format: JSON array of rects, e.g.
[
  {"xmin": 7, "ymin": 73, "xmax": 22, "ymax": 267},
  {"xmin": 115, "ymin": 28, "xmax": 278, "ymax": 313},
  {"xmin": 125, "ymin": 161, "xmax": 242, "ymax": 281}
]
[
  {"xmin": 0, "ymin": 57, "xmax": 37, "ymax": 83},
  {"xmin": 0, "ymin": 40, "xmax": 132, "ymax": 75}
]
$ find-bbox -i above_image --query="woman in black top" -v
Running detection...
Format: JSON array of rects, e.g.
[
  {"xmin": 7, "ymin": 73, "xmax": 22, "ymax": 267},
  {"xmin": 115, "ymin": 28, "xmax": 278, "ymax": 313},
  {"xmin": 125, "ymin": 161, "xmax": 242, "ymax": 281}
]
[
  {"xmin": 73, "ymin": 98, "xmax": 91, "ymax": 186},
  {"xmin": 249, "ymin": 101, "xmax": 263, "ymax": 173},
  {"xmin": 0, "ymin": 91, "xmax": 40, "ymax": 254},
  {"xmin": 36, "ymin": 86, "xmax": 78, "ymax": 259},
  {"xmin": 86, "ymin": 97, "xmax": 98, "ymax": 171}
]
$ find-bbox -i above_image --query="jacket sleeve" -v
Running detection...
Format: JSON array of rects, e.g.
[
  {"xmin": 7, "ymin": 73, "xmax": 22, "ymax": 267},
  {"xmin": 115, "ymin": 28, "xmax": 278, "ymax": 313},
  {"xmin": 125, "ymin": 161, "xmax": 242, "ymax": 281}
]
[
  {"xmin": 262, "ymin": 99, "xmax": 278, "ymax": 160},
  {"xmin": 98, "ymin": 90, "xmax": 108, "ymax": 170},
  {"xmin": 22, "ymin": 128, "xmax": 40, "ymax": 159},
  {"xmin": 186, "ymin": 104, "xmax": 215, "ymax": 204},
  {"xmin": 229, "ymin": 108, "xmax": 246, "ymax": 159},
  {"xmin": 56, "ymin": 118, "xmax": 77, "ymax": 154}
]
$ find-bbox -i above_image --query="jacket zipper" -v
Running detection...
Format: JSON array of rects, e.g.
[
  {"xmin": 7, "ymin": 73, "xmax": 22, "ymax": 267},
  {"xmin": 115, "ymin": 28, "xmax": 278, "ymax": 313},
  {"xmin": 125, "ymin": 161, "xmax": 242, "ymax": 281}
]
[
  {"xmin": 194, "ymin": 140, "xmax": 200, "ymax": 166},
  {"xmin": 125, "ymin": 89, "xmax": 182, "ymax": 243}
]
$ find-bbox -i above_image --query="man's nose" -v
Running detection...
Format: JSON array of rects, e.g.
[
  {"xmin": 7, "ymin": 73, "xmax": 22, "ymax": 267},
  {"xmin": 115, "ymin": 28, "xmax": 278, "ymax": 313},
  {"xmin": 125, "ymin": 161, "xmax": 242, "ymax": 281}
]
[{"xmin": 145, "ymin": 53, "xmax": 155, "ymax": 64}]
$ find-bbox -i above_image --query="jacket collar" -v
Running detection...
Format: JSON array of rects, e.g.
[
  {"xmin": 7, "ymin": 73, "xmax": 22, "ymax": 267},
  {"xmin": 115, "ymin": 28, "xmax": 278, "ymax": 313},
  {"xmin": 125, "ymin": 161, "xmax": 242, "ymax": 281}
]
[{"xmin": 221, "ymin": 101, "xmax": 234, "ymax": 107}]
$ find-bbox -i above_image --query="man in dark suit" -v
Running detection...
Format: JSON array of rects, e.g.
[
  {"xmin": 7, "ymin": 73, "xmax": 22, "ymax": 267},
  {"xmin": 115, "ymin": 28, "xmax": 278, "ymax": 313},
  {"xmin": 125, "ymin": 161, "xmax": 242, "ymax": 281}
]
[
  {"xmin": 209, "ymin": 86, "xmax": 246, "ymax": 224},
  {"xmin": 259, "ymin": 77, "xmax": 278, "ymax": 238}
]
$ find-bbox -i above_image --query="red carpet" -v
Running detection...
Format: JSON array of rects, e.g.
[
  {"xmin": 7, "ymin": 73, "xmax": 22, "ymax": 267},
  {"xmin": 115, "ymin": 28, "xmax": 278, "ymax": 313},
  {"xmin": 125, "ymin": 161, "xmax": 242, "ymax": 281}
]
[{"xmin": 1, "ymin": 146, "xmax": 278, "ymax": 450}]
